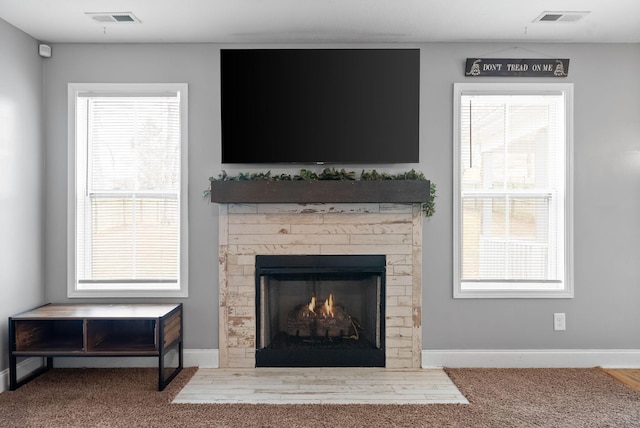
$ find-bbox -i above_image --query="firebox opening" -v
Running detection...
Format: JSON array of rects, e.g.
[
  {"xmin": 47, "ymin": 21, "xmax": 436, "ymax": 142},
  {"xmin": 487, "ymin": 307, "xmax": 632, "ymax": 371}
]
[{"xmin": 255, "ymin": 255, "xmax": 385, "ymax": 367}]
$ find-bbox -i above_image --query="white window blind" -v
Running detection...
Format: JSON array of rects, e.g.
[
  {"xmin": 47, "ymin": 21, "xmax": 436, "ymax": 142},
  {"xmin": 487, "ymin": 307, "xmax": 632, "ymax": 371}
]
[
  {"xmin": 70, "ymin": 84, "xmax": 188, "ymax": 297},
  {"xmin": 454, "ymin": 84, "xmax": 573, "ymax": 298}
]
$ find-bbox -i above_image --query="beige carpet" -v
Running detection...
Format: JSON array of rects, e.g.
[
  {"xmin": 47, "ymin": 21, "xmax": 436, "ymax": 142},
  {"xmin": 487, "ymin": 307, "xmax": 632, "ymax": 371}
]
[{"xmin": 0, "ymin": 367, "xmax": 638, "ymax": 427}]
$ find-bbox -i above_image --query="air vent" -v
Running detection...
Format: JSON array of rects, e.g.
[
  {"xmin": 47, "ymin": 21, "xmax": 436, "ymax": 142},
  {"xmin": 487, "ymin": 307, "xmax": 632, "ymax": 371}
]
[
  {"xmin": 86, "ymin": 12, "xmax": 141, "ymax": 24},
  {"xmin": 534, "ymin": 11, "xmax": 590, "ymax": 23}
]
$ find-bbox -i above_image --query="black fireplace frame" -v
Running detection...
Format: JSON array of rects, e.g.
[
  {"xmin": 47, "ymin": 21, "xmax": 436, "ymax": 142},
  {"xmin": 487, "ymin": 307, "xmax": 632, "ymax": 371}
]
[{"xmin": 255, "ymin": 254, "xmax": 386, "ymax": 367}]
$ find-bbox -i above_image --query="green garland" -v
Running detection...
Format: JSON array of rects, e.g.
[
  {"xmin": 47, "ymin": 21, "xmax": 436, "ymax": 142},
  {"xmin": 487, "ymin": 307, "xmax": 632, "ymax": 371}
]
[{"xmin": 205, "ymin": 168, "xmax": 436, "ymax": 217}]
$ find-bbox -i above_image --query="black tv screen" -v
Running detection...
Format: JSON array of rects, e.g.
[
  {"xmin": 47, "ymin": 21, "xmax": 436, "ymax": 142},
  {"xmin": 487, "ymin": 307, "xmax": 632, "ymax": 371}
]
[{"xmin": 220, "ymin": 49, "xmax": 420, "ymax": 164}]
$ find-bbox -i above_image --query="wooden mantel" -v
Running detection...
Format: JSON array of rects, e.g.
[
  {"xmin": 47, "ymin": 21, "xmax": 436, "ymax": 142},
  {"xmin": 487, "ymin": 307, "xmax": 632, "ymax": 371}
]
[{"xmin": 209, "ymin": 180, "xmax": 431, "ymax": 204}]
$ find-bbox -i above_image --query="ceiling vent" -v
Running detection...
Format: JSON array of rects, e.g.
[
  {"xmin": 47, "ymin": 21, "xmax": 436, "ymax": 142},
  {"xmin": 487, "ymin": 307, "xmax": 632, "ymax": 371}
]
[
  {"xmin": 534, "ymin": 11, "xmax": 590, "ymax": 23},
  {"xmin": 86, "ymin": 12, "xmax": 141, "ymax": 24}
]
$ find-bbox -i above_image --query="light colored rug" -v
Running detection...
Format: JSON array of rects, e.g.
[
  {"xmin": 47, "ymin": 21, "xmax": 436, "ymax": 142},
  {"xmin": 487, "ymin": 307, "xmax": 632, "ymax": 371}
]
[{"xmin": 172, "ymin": 367, "xmax": 468, "ymax": 404}]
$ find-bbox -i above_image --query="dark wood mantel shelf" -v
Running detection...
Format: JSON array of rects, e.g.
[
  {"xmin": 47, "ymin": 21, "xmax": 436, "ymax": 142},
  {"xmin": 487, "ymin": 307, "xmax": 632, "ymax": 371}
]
[{"xmin": 209, "ymin": 180, "xmax": 431, "ymax": 204}]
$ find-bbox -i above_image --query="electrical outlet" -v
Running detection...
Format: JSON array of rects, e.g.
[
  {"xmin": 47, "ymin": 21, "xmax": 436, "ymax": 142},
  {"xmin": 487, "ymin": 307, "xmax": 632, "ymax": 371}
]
[{"xmin": 554, "ymin": 313, "xmax": 566, "ymax": 331}]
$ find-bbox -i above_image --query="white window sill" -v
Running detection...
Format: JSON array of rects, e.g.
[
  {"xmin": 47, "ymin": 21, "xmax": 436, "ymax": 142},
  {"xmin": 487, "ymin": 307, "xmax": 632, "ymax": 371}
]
[
  {"xmin": 69, "ymin": 283, "xmax": 188, "ymax": 299},
  {"xmin": 454, "ymin": 283, "xmax": 573, "ymax": 299}
]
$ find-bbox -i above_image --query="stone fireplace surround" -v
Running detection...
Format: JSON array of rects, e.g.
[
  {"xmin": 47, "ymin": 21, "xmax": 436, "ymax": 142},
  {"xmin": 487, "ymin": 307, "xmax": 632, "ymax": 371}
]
[{"xmin": 218, "ymin": 202, "xmax": 423, "ymax": 369}]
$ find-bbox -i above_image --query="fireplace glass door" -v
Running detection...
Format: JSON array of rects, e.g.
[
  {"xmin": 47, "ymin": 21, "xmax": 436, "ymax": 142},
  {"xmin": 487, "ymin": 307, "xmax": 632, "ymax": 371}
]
[{"xmin": 255, "ymin": 255, "xmax": 385, "ymax": 367}]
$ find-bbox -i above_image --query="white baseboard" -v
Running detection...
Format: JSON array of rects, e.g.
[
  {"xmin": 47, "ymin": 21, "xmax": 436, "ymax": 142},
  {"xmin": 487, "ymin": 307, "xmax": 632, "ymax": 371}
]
[
  {"xmin": 422, "ymin": 349, "xmax": 640, "ymax": 368},
  {"xmin": 184, "ymin": 349, "xmax": 219, "ymax": 368},
  {"xmin": 52, "ymin": 349, "xmax": 219, "ymax": 369},
  {"xmin": 4, "ymin": 349, "xmax": 638, "ymax": 392},
  {"xmin": 0, "ymin": 357, "xmax": 47, "ymax": 393}
]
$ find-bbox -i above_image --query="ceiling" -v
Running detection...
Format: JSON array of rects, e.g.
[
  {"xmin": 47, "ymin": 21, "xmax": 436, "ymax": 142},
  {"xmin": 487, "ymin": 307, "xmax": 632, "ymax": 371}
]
[{"xmin": 1, "ymin": 0, "xmax": 639, "ymax": 44}]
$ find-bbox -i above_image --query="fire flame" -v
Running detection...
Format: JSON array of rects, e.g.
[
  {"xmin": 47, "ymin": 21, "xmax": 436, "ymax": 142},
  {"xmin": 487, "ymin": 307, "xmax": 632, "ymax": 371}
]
[
  {"xmin": 323, "ymin": 293, "xmax": 335, "ymax": 318},
  {"xmin": 305, "ymin": 293, "xmax": 335, "ymax": 318}
]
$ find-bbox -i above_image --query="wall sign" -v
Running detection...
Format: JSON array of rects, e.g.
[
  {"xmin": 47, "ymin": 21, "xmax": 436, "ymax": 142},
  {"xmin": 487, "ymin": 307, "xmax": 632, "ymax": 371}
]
[{"xmin": 465, "ymin": 58, "xmax": 569, "ymax": 77}]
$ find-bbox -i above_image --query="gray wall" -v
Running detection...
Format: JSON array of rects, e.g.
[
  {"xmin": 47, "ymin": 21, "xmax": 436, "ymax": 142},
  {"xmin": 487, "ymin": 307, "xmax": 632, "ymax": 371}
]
[
  {"xmin": 43, "ymin": 44, "xmax": 220, "ymax": 349},
  {"xmin": 421, "ymin": 44, "xmax": 640, "ymax": 350},
  {"xmin": 42, "ymin": 42, "xmax": 640, "ymax": 352},
  {"xmin": 0, "ymin": 18, "xmax": 45, "ymax": 371}
]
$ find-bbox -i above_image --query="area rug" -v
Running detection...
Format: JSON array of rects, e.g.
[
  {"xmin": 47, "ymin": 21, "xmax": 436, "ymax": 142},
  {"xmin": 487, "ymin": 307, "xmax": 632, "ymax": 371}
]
[{"xmin": 0, "ymin": 367, "xmax": 638, "ymax": 427}]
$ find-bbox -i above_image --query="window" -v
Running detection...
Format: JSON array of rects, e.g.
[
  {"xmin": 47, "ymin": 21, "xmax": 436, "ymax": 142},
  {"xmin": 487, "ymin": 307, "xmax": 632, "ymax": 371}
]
[
  {"xmin": 453, "ymin": 83, "xmax": 573, "ymax": 298},
  {"xmin": 68, "ymin": 83, "xmax": 188, "ymax": 298}
]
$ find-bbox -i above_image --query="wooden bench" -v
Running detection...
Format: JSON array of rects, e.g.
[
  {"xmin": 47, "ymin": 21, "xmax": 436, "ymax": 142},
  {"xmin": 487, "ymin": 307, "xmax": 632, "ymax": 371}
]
[{"xmin": 8, "ymin": 303, "xmax": 183, "ymax": 391}]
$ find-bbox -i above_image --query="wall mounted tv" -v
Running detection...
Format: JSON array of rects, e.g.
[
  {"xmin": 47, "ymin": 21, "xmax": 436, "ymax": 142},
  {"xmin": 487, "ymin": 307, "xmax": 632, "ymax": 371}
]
[{"xmin": 220, "ymin": 49, "xmax": 420, "ymax": 164}]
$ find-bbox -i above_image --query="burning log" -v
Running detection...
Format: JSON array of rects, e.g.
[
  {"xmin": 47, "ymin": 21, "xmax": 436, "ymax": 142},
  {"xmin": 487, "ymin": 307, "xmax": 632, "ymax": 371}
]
[{"xmin": 286, "ymin": 294, "xmax": 354, "ymax": 338}]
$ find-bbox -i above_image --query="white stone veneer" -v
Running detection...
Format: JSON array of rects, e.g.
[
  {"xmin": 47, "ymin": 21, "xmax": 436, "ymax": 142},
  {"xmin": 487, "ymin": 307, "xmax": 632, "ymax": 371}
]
[{"xmin": 218, "ymin": 203, "xmax": 422, "ymax": 368}]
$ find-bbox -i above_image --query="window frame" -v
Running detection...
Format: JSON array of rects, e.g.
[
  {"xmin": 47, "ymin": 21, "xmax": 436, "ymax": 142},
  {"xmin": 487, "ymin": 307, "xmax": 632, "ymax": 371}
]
[
  {"xmin": 67, "ymin": 83, "xmax": 189, "ymax": 298},
  {"xmin": 453, "ymin": 82, "xmax": 574, "ymax": 299}
]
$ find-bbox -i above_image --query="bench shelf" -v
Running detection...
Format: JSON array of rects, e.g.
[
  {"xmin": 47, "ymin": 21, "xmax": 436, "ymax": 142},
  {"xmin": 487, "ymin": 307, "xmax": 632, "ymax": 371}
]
[{"xmin": 9, "ymin": 303, "xmax": 183, "ymax": 391}]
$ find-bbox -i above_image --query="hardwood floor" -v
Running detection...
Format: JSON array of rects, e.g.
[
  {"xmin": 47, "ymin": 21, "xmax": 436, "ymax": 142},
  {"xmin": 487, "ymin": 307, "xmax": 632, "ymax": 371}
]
[
  {"xmin": 173, "ymin": 368, "xmax": 469, "ymax": 405},
  {"xmin": 601, "ymin": 368, "xmax": 640, "ymax": 392}
]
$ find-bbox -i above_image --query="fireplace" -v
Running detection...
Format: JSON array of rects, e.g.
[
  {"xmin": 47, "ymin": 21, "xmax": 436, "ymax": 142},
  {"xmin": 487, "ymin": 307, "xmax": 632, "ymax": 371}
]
[
  {"xmin": 218, "ymin": 202, "xmax": 423, "ymax": 369},
  {"xmin": 255, "ymin": 255, "xmax": 385, "ymax": 367}
]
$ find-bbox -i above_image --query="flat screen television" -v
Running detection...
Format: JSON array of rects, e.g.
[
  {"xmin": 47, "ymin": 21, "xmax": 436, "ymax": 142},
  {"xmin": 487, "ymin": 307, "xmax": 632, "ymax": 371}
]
[{"xmin": 220, "ymin": 49, "xmax": 420, "ymax": 164}]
